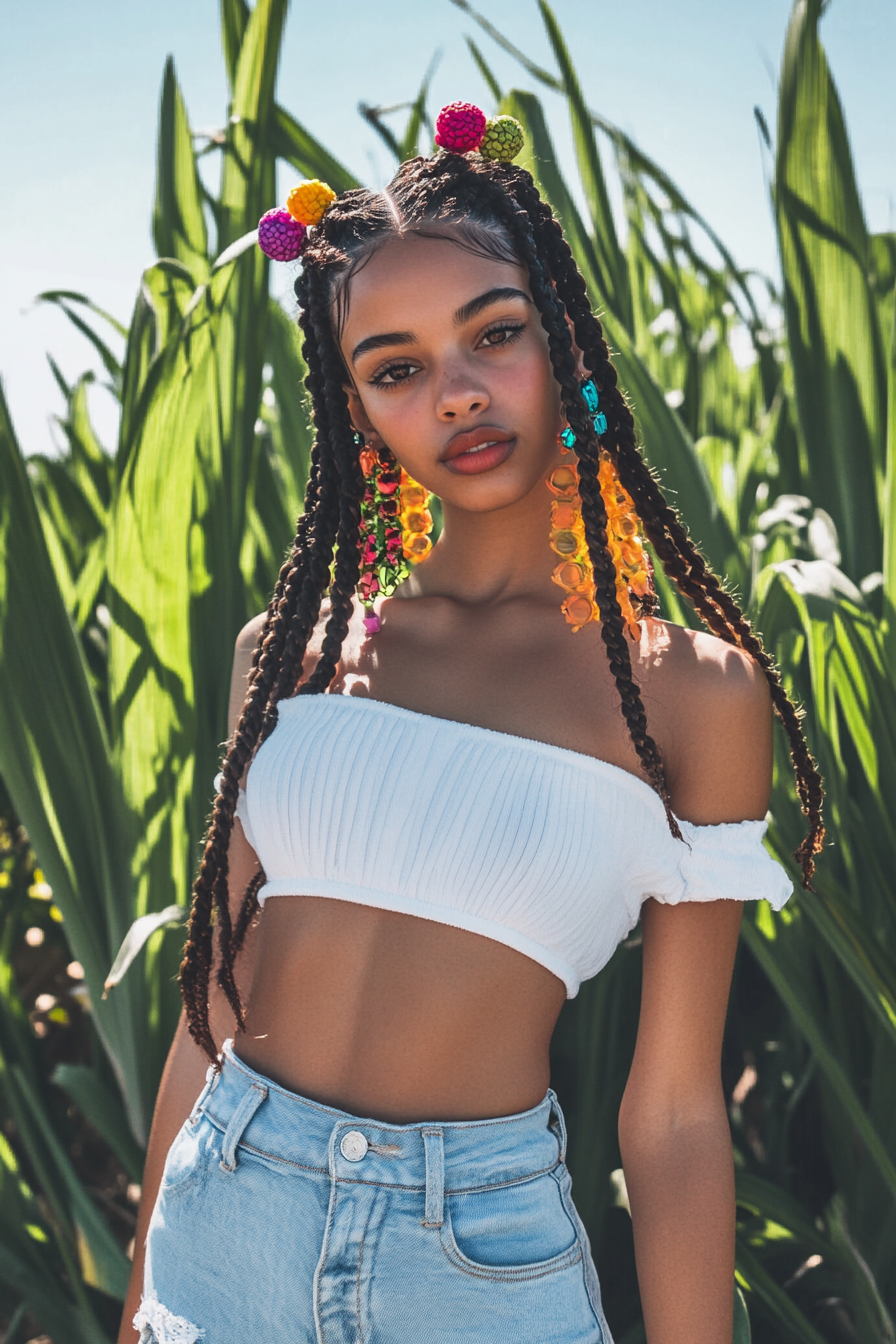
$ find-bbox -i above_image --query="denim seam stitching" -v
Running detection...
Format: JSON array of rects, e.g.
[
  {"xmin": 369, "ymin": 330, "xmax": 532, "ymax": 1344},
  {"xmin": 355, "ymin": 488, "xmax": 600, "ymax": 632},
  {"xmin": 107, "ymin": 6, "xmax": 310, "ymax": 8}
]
[
  {"xmin": 355, "ymin": 1226, "xmax": 366, "ymax": 1343},
  {"xmin": 200, "ymin": 1113, "xmax": 560, "ymax": 1190},
  {"xmin": 331, "ymin": 1163, "xmax": 561, "ymax": 1195},
  {"xmin": 203, "ymin": 1120, "xmax": 330, "ymax": 1175},
  {"xmin": 557, "ymin": 1171, "xmax": 605, "ymax": 1334}
]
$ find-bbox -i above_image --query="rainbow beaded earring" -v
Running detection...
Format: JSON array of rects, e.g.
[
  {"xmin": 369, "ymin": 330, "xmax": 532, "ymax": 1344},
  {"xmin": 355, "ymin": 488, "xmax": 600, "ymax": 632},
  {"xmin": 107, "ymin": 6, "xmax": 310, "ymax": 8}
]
[
  {"xmin": 357, "ymin": 442, "xmax": 433, "ymax": 634},
  {"xmin": 551, "ymin": 380, "xmax": 653, "ymax": 639}
]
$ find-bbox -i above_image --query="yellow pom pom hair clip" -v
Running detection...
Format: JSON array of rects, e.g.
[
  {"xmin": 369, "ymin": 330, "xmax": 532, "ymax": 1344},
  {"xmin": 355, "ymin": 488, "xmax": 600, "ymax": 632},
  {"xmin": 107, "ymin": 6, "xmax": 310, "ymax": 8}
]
[{"xmin": 257, "ymin": 179, "xmax": 337, "ymax": 262}]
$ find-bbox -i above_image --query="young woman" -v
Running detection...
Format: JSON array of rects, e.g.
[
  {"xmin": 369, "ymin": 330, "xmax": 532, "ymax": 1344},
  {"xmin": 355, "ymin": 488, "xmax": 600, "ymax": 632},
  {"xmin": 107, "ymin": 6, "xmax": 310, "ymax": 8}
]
[{"xmin": 120, "ymin": 107, "xmax": 822, "ymax": 1344}]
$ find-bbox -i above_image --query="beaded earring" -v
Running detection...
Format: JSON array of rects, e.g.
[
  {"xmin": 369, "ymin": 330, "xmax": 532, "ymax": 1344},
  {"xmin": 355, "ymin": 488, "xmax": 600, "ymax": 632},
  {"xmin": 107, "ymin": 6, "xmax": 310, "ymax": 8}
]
[
  {"xmin": 550, "ymin": 380, "xmax": 653, "ymax": 639},
  {"xmin": 357, "ymin": 441, "xmax": 433, "ymax": 634}
]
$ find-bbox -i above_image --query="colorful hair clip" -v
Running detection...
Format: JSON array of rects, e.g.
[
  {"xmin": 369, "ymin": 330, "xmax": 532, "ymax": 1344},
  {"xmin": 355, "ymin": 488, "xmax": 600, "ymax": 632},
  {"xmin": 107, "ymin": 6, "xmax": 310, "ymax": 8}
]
[
  {"xmin": 561, "ymin": 377, "xmax": 607, "ymax": 448},
  {"xmin": 434, "ymin": 102, "xmax": 525, "ymax": 163},
  {"xmin": 257, "ymin": 178, "xmax": 337, "ymax": 261}
]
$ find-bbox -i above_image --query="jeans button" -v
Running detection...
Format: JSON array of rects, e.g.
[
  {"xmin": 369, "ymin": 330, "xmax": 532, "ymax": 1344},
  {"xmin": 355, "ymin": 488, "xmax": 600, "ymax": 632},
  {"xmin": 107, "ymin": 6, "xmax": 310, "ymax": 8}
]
[{"xmin": 340, "ymin": 1130, "xmax": 369, "ymax": 1162}]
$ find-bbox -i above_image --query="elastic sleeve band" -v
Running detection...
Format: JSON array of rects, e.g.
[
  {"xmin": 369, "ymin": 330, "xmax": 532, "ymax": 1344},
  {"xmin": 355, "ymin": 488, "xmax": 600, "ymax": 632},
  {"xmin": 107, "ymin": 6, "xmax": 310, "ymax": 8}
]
[{"xmin": 653, "ymin": 817, "xmax": 792, "ymax": 910}]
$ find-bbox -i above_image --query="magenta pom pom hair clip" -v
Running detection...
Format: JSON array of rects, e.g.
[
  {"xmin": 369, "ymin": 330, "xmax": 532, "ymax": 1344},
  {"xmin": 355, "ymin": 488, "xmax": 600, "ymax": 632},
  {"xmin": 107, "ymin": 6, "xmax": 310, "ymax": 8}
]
[{"xmin": 257, "ymin": 104, "xmax": 525, "ymax": 261}]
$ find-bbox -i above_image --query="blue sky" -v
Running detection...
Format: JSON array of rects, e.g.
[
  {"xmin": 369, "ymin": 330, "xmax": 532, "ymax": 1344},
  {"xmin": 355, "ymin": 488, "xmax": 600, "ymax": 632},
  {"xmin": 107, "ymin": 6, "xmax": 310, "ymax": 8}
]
[{"xmin": 1, "ymin": 0, "xmax": 893, "ymax": 457}]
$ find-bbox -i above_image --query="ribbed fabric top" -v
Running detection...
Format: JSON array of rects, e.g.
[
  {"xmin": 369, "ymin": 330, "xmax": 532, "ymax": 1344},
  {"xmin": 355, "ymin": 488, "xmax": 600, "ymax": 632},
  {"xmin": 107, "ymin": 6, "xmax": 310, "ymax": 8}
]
[{"xmin": 226, "ymin": 693, "xmax": 792, "ymax": 997}]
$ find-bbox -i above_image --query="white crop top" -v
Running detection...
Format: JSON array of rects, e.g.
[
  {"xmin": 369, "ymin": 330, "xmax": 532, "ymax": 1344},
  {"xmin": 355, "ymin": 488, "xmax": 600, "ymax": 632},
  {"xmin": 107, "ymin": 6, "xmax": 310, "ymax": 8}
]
[{"xmin": 221, "ymin": 693, "xmax": 792, "ymax": 997}]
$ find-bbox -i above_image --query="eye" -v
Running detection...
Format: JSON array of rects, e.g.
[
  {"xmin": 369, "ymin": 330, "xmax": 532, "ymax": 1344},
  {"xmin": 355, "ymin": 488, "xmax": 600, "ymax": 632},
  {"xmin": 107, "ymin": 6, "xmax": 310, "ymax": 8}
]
[
  {"xmin": 369, "ymin": 361, "xmax": 420, "ymax": 389},
  {"xmin": 478, "ymin": 321, "xmax": 525, "ymax": 349}
]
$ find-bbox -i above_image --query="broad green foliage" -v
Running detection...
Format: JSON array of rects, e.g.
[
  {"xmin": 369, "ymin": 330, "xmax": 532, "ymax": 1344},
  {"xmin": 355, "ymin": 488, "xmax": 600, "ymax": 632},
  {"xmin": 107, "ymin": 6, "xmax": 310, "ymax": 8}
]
[{"xmin": 0, "ymin": 0, "xmax": 894, "ymax": 1339}]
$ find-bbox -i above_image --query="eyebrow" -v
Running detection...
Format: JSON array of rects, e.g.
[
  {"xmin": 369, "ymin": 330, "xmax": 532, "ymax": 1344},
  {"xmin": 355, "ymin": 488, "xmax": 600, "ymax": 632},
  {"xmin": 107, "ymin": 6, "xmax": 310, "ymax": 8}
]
[
  {"xmin": 350, "ymin": 287, "xmax": 531, "ymax": 365},
  {"xmin": 453, "ymin": 286, "xmax": 532, "ymax": 327}
]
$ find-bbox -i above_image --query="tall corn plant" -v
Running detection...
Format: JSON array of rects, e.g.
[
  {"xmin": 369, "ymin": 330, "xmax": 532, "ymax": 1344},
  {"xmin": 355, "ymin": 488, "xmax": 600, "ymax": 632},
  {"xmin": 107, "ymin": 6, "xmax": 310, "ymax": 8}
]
[{"xmin": 0, "ymin": 0, "xmax": 352, "ymax": 1330}]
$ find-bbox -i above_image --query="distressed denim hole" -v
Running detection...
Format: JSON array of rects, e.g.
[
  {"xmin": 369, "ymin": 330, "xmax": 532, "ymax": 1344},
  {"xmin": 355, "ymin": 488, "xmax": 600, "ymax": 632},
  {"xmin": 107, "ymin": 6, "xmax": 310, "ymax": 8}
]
[{"xmin": 134, "ymin": 1291, "xmax": 205, "ymax": 1344}]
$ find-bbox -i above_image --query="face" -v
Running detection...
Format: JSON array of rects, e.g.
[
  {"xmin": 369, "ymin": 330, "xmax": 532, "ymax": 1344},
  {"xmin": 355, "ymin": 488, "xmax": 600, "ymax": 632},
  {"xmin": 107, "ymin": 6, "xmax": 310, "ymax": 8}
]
[{"xmin": 340, "ymin": 234, "xmax": 569, "ymax": 514}]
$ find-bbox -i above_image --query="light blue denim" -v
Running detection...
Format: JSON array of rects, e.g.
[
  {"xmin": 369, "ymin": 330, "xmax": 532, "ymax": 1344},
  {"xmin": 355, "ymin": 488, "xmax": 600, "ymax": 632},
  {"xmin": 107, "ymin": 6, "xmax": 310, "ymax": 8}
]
[{"xmin": 138, "ymin": 1040, "xmax": 613, "ymax": 1343}]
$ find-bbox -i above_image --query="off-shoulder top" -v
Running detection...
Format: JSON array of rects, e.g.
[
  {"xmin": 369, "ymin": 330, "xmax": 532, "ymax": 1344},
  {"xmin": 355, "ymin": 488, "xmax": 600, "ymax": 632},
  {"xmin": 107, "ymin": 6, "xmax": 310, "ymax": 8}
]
[{"xmin": 221, "ymin": 693, "xmax": 792, "ymax": 997}]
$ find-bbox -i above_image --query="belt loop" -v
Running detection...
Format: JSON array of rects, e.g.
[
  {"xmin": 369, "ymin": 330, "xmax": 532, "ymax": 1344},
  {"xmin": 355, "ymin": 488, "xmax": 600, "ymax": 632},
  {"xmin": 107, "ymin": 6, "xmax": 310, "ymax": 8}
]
[
  {"xmin": 548, "ymin": 1090, "xmax": 567, "ymax": 1163},
  {"xmin": 421, "ymin": 1129, "xmax": 444, "ymax": 1228},
  {"xmin": 189, "ymin": 1064, "xmax": 219, "ymax": 1126},
  {"xmin": 220, "ymin": 1081, "xmax": 268, "ymax": 1172}
]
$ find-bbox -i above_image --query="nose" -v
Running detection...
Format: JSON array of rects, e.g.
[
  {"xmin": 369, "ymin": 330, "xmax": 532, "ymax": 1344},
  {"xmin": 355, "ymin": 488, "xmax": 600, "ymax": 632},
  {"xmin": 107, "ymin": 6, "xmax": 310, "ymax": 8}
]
[{"xmin": 434, "ymin": 361, "xmax": 490, "ymax": 421}]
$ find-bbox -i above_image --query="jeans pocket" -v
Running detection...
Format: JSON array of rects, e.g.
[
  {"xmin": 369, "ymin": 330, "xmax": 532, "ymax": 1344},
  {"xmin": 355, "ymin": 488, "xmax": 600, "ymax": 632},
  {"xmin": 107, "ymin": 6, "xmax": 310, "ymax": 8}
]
[
  {"xmin": 157, "ymin": 1115, "xmax": 212, "ymax": 1200},
  {"xmin": 440, "ymin": 1167, "xmax": 582, "ymax": 1282}
]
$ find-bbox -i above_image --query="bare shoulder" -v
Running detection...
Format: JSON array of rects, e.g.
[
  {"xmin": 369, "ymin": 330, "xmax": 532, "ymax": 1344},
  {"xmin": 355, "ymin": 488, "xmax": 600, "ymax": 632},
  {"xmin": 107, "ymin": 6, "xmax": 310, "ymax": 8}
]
[
  {"xmin": 232, "ymin": 599, "xmax": 338, "ymax": 709},
  {"xmin": 638, "ymin": 619, "xmax": 773, "ymax": 825}
]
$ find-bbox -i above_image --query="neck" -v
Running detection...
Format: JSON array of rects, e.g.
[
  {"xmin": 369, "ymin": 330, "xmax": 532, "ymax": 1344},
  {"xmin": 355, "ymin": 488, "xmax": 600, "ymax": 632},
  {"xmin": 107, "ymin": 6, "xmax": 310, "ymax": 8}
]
[{"xmin": 409, "ymin": 458, "xmax": 565, "ymax": 608}]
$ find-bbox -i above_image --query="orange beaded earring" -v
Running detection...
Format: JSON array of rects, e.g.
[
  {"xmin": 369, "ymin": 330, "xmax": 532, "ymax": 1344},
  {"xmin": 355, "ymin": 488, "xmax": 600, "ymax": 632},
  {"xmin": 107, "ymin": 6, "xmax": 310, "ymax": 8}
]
[{"xmin": 549, "ymin": 381, "xmax": 653, "ymax": 639}]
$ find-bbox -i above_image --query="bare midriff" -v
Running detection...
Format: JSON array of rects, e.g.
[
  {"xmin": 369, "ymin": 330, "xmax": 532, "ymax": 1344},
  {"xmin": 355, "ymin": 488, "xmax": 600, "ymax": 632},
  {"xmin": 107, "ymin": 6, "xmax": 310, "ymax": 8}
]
[{"xmin": 235, "ymin": 895, "xmax": 568, "ymax": 1125}]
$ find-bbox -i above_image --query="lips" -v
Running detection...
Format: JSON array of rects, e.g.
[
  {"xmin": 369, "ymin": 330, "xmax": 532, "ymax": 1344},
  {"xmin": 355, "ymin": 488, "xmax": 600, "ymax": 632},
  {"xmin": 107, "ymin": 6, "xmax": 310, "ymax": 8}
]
[{"xmin": 441, "ymin": 426, "xmax": 516, "ymax": 476}]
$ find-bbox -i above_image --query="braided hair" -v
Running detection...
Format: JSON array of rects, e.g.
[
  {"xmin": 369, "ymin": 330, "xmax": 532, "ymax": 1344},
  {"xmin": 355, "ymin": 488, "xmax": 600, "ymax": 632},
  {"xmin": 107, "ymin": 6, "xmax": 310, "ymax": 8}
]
[{"xmin": 180, "ymin": 152, "xmax": 824, "ymax": 1063}]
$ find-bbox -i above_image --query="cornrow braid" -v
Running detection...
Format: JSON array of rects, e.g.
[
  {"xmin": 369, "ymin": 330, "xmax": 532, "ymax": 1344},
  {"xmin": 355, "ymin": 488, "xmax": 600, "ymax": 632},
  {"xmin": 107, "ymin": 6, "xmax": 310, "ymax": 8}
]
[{"xmin": 180, "ymin": 147, "xmax": 825, "ymax": 1065}]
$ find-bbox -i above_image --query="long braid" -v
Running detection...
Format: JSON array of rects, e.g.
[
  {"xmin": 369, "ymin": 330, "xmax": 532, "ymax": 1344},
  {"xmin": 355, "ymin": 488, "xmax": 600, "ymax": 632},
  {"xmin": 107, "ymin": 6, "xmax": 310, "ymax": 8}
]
[
  {"xmin": 180, "ymin": 310, "xmax": 344, "ymax": 1057},
  {"xmin": 298, "ymin": 270, "xmax": 365, "ymax": 695},
  {"xmin": 499, "ymin": 166, "xmax": 823, "ymax": 884},
  {"xmin": 211, "ymin": 454, "xmax": 342, "ymax": 1022},
  {"xmin": 180, "ymin": 469, "xmax": 340, "ymax": 1056}
]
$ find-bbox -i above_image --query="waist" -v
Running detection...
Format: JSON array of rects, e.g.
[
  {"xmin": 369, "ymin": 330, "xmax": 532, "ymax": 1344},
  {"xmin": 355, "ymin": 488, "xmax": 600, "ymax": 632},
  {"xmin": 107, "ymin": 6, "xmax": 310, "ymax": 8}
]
[{"xmin": 195, "ymin": 1041, "xmax": 568, "ymax": 1193}]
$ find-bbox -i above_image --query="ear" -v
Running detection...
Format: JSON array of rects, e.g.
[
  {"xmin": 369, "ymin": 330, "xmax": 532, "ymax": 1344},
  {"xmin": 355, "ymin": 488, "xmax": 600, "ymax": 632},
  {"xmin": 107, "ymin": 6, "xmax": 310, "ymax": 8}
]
[{"xmin": 344, "ymin": 385, "xmax": 384, "ymax": 449}]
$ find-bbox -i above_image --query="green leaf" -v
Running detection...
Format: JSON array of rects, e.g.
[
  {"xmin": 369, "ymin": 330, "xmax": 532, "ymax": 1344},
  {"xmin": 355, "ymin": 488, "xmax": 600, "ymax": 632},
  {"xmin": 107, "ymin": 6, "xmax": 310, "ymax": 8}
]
[
  {"xmin": 882, "ymin": 238, "xmax": 896, "ymax": 664},
  {"xmin": 735, "ymin": 1239, "xmax": 828, "ymax": 1344},
  {"xmin": 465, "ymin": 37, "xmax": 503, "ymax": 104},
  {"xmin": 266, "ymin": 297, "xmax": 312, "ymax": 516},
  {"xmin": 153, "ymin": 57, "xmax": 210, "ymax": 275},
  {"xmin": 449, "ymin": 0, "xmax": 561, "ymax": 92},
  {"xmin": 733, "ymin": 1283, "xmax": 752, "ymax": 1344},
  {"xmin": 11, "ymin": 1066, "xmax": 130, "ymax": 1300},
  {"xmin": 775, "ymin": 0, "xmax": 886, "ymax": 581},
  {"xmin": 52, "ymin": 1064, "xmax": 145, "ymax": 1183},
  {"xmin": 742, "ymin": 919, "xmax": 896, "ymax": 1205},
  {"xmin": 537, "ymin": 1, "xmax": 631, "ymax": 328},
  {"xmin": 36, "ymin": 292, "xmax": 125, "ymax": 395},
  {"xmin": 220, "ymin": 0, "xmax": 251, "ymax": 92},
  {"xmin": 0, "ymin": 382, "xmax": 147, "ymax": 1141},
  {"xmin": 219, "ymin": 0, "xmax": 288, "ymax": 245},
  {"xmin": 0, "ymin": 1243, "xmax": 106, "ymax": 1344},
  {"xmin": 400, "ymin": 53, "xmax": 439, "ymax": 162},
  {"xmin": 271, "ymin": 105, "xmax": 359, "ymax": 193},
  {"xmin": 104, "ymin": 905, "xmax": 186, "ymax": 996}
]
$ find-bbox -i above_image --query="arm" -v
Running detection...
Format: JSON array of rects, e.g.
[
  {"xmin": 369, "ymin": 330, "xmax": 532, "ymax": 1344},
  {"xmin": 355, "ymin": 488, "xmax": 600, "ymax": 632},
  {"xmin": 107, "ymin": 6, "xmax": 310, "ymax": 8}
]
[
  {"xmin": 118, "ymin": 615, "xmax": 266, "ymax": 1342},
  {"xmin": 619, "ymin": 642, "xmax": 773, "ymax": 1344}
]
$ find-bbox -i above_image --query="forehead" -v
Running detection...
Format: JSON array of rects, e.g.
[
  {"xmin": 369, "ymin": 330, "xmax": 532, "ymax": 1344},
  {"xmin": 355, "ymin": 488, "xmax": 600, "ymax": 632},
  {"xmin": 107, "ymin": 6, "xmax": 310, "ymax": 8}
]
[{"xmin": 338, "ymin": 234, "xmax": 530, "ymax": 342}]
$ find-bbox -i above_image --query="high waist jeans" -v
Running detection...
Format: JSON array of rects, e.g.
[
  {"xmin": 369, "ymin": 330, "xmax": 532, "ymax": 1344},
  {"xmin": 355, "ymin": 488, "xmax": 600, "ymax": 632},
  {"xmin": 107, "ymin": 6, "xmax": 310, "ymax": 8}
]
[{"xmin": 137, "ymin": 1040, "xmax": 613, "ymax": 1343}]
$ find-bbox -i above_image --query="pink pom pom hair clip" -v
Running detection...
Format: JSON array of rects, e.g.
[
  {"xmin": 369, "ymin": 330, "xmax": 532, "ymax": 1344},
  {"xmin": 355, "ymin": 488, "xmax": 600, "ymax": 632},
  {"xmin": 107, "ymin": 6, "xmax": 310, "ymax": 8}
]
[{"xmin": 257, "ymin": 105, "xmax": 525, "ymax": 261}]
